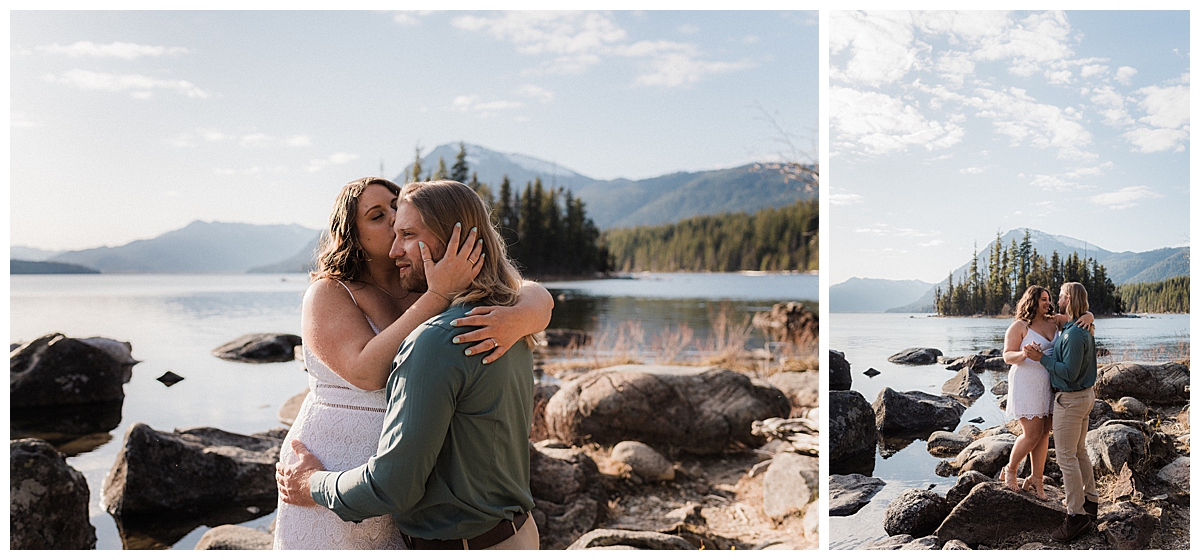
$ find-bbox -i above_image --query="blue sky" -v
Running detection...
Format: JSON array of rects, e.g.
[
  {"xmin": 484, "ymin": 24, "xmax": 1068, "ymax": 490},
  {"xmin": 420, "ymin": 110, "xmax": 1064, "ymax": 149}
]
[
  {"xmin": 829, "ymin": 11, "xmax": 1190, "ymax": 284},
  {"xmin": 10, "ymin": 10, "xmax": 816, "ymax": 251}
]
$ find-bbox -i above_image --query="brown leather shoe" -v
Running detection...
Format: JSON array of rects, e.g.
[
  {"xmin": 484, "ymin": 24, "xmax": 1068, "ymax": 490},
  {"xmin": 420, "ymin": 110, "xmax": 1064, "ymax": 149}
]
[
  {"xmin": 1051, "ymin": 513, "xmax": 1092, "ymax": 542},
  {"xmin": 1084, "ymin": 500, "xmax": 1098, "ymax": 522}
]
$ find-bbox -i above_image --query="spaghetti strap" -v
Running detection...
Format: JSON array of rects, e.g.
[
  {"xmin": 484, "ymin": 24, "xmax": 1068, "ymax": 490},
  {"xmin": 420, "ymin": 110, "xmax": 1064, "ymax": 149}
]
[{"xmin": 333, "ymin": 280, "xmax": 381, "ymax": 334}]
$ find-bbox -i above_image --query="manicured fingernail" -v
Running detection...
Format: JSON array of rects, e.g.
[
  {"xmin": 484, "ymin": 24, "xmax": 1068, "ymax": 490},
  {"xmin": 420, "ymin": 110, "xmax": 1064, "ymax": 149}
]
[
  {"xmin": 450, "ymin": 320, "xmax": 458, "ymax": 327},
  {"xmin": 478, "ymin": 240, "xmax": 483, "ymax": 245},
  {"xmin": 456, "ymin": 222, "xmax": 461, "ymax": 228},
  {"xmin": 419, "ymin": 241, "xmax": 425, "ymax": 249},
  {"xmin": 452, "ymin": 337, "xmax": 461, "ymax": 343},
  {"xmin": 464, "ymin": 349, "xmax": 473, "ymax": 356},
  {"xmin": 482, "ymin": 358, "xmax": 490, "ymax": 364}
]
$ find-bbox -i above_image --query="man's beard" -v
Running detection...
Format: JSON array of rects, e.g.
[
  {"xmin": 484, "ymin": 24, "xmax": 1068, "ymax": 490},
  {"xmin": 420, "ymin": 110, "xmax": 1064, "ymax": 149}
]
[{"xmin": 399, "ymin": 261, "xmax": 428, "ymax": 293}]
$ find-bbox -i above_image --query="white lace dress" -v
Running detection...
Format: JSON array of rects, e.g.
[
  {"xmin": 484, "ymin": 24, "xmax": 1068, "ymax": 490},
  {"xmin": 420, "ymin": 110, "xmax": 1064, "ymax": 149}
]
[
  {"xmin": 1005, "ymin": 327, "xmax": 1057, "ymax": 420},
  {"xmin": 273, "ymin": 287, "xmax": 407, "ymax": 550}
]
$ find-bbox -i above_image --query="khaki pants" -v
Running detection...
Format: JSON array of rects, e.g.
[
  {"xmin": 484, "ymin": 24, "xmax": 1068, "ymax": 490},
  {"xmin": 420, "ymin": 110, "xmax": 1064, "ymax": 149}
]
[
  {"xmin": 483, "ymin": 516, "xmax": 539, "ymax": 550},
  {"xmin": 1052, "ymin": 387, "xmax": 1098, "ymax": 515}
]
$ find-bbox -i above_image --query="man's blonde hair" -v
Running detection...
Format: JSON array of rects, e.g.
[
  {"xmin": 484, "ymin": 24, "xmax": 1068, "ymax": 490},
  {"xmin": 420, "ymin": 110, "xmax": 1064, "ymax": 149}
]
[{"xmin": 1061, "ymin": 282, "xmax": 1094, "ymax": 335}]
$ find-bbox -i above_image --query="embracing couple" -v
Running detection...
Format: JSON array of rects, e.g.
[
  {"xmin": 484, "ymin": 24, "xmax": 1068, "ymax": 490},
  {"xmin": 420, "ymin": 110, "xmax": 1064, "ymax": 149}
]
[
  {"xmin": 1000, "ymin": 282, "xmax": 1100, "ymax": 542},
  {"xmin": 273, "ymin": 178, "xmax": 552, "ymax": 549}
]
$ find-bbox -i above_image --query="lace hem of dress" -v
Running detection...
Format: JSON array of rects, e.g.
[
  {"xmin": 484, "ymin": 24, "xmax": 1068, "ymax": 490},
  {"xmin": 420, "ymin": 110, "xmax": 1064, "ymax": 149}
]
[{"xmin": 1009, "ymin": 412, "xmax": 1051, "ymax": 420}]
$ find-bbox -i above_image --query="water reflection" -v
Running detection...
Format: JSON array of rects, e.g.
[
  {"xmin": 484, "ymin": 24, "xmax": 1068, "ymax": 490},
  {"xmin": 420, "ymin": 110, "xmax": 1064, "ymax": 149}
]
[
  {"xmin": 112, "ymin": 499, "xmax": 278, "ymax": 550},
  {"xmin": 11, "ymin": 402, "xmax": 124, "ymax": 456}
]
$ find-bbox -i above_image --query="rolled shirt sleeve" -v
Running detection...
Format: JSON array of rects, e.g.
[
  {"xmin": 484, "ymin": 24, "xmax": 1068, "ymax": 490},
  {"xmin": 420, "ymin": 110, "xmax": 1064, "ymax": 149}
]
[{"xmin": 1040, "ymin": 327, "xmax": 1086, "ymax": 391}]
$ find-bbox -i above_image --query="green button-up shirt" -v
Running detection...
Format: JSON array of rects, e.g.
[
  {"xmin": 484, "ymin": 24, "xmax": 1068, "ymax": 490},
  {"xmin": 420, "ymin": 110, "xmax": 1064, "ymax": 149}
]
[
  {"xmin": 309, "ymin": 304, "xmax": 535, "ymax": 540},
  {"xmin": 1040, "ymin": 321, "xmax": 1097, "ymax": 393}
]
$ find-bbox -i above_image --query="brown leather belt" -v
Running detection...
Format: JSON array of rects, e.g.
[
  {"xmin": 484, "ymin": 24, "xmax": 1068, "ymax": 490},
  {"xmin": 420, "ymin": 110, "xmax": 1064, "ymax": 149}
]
[{"xmin": 404, "ymin": 511, "xmax": 528, "ymax": 550}]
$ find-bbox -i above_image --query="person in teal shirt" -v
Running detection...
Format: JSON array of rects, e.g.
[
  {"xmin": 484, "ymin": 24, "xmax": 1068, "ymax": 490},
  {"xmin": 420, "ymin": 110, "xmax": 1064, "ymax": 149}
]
[
  {"xmin": 277, "ymin": 181, "xmax": 543, "ymax": 550},
  {"xmin": 1023, "ymin": 282, "xmax": 1099, "ymax": 542}
]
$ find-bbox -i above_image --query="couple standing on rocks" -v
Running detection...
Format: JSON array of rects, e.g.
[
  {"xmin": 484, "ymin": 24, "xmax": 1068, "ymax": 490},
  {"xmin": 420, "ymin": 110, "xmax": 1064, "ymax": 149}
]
[{"xmin": 1001, "ymin": 282, "xmax": 1100, "ymax": 542}]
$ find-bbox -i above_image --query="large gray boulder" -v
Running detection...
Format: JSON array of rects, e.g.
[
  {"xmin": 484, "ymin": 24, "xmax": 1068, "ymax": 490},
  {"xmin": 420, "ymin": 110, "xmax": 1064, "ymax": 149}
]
[
  {"xmin": 829, "ymin": 474, "xmax": 885, "ymax": 516},
  {"xmin": 829, "ymin": 350, "xmax": 851, "ymax": 391},
  {"xmin": 829, "ymin": 390, "xmax": 877, "ymax": 464},
  {"xmin": 194, "ymin": 525, "xmax": 273, "ymax": 550},
  {"xmin": 872, "ymin": 388, "xmax": 965, "ymax": 434},
  {"xmin": 545, "ymin": 365, "xmax": 790, "ymax": 454},
  {"xmin": 610, "ymin": 441, "xmax": 674, "ymax": 482},
  {"xmin": 883, "ymin": 489, "xmax": 949, "ymax": 538},
  {"xmin": 531, "ymin": 382, "xmax": 560, "ymax": 442},
  {"xmin": 888, "ymin": 348, "xmax": 942, "ymax": 365},
  {"xmin": 1095, "ymin": 362, "xmax": 1189, "ymax": 404},
  {"xmin": 941, "ymin": 368, "xmax": 984, "ymax": 399},
  {"xmin": 11, "ymin": 333, "xmax": 136, "ymax": 407},
  {"xmin": 926, "ymin": 431, "xmax": 974, "ymax": 456},
  {"xmin": 1098, "ymin": 501, "xmax": 1159, "ymax": 550},
  {"xmin": 762, "ymin": 452, "xmax": 818, "ymax": 520},
  {"xmin": 768, "ymin": 370, "xmax": 818, "ymax": 410},
  {"xmin": 944, "ymin": 470, "xmax": 992, "ymax": 508},
  {"xmin": 529, "ymin": 443, "xmax": 607, "ymax": 550},
  {"xmin": 101, "ymin": 423, "xmax": 283, "ymax": 517},
  {"xmin": 567, "ymin": 529, "xmax": 695, "ymax": 550},
  {"xmin": 934, "ymin": 482, "xmax": 1066, "ymax": 546},
  {"xmin": 1157, "ymin": 456, "xmax": 1190, "ymax": 493},
  {"xmin": 1086, "ymin": 422, "xmax": 1147, "ymax": 476},
  {"xmin": 947, "ymin": 434, "xmax": 1016, "ymax": 477},
  {"xmin": 211, "ymin": 333, "xmax": 302, "ymax": 363},
  {"xmin": 10, "ymin": 439, "xmax": 97, "ymax": 549}
]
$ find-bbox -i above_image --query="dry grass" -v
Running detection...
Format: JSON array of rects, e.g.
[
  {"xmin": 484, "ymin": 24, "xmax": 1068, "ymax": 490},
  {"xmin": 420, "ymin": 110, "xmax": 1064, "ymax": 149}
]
[{"xmin": 1099, "ymin": 338, "xmax": 1191, "ymax": 365}]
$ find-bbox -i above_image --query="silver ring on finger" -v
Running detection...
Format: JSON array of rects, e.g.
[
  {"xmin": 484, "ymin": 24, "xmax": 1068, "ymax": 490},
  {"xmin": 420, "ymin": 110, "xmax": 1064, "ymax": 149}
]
[{"xmin": 490, "ymin": 338, "xmax": 498, "ymax": 350}]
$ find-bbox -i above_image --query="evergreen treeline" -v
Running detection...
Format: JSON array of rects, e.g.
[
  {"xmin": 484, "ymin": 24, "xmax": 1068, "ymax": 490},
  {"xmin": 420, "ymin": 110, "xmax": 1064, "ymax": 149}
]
[
  {"xmin": 406, "ymin": 143, "xmax": 610, "ymax": 278},
  {"xmin": 1118, "ymin": 275, "xmax": 1189, "ymax": 313},
  {"xmin": 601, "ymin": 200, "xmax": 818, "ymax": 272},
  {"xmin": 935, "ymin": 229, "xmax": 1124, "ymax": 316}
]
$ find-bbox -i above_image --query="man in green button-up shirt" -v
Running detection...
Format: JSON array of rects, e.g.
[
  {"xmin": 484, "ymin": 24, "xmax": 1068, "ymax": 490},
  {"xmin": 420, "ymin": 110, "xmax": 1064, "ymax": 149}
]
[
  {"xmin": 1023, "ymin": 282, "xmax": 1099, "ymax": 542},
  {"xmin": 277, "ymin": 180, "xmax": 539, "ymax": 549}
]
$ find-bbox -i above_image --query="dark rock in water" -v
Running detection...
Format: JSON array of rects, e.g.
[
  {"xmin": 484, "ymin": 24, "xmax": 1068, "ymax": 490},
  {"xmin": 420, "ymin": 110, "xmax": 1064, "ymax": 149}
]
[
  {"xmin": 156, "ymin": 371, "xmax": 184, "ymax": 387},
  {"xmin": 531, "ymin": 382, "xmax": 561, "ymax": 442},
  {"xmin": 542, "ymin": 328, "xmax": 592, "ymax": 349},
  {"xmin": 991, "ymin": 380, "xmax": 1008, "ymax": 396},
  {"xmin": 900, "ymin": 535, "xmax": 943, "ymax": 550},
  {"xmin": 211, "ymin": 333, "xmax": 302, "ymax": 363},
  {"xmin": 10, "ymin": 438, "xmax": 97, "ymax": 549},
  {"xmin": 968, "ymin": 417, "xmax": 984, "ymax": 423},
  {"xmin": 942, "ymin": 368, "xmax": 984, "ymax": 399},
  {"xmin": 944, "ymin": 470, "xmax": 992, "ymax": 508},
  {"xmin": 861, "ymin": 534, "xmax": 914, "ymax": 549},
  {"xmin": 888, "ymin": 348, "xmax": 942, "ymax": 365},
  {"xmin": 1086, "ymin": 422, "xmax": 1147, "ymax": 476},
  {"xmin": 194, "ymin": 525, "xmax": 272, "ymax": 550},
  {"xmin": 567, "ymin": 529, "xmax": 695, "ymax": 550},
  {"xmin": 948, "ymin": 435, "xmax": 1016, "ymax": 478},
  {"xmin": 10, "ymin": 401, "xmax": 123, "ymax": 449},
  {"xmin": 829, "ymin": 473, "xmax": 885, "ymax": 516},
  {"xmin": 752, "ymin": 301, "xmax": 817, "ymax": 346},
  {"xmin": 982, "ymin": 356, "xmax": 1008, "ymax": 371},
  {"xmin": 829, "ymin": 390, "xmax": 877, "ymax": 465},
  {"xmin": 101, "ymin": 423, "xmax": 283, "ymax": 518},
  {"xmin": 1095, "ymin": 362, "xmax": 1189, "ymax": 404},
  {"xmin": 927, "ymin": 431, "xmax": 973, "ymax": 456},
  {"xmin": 829, "ymin": 350, "xmax": 851, "ymax": 391},
  {"xmin": 883, "ymin": 489, "xmax": 949, "ymax": 537},
  {"xmin": 863, "ymin": 367, "xmax": 881, "ymax": 378},
  {"xmin": 982, "ymin": 348, "xmax": 1002, "ymax": 357},
  {"xmin": 1098, "ymin": 501, "xmax": 1158, "ymax": 550},
  {"xmin": 935, "ymin": 482, "xmax": 1066, "ymax": 546},
  {"xmin": 873, "ymin": 388, "xmax": 965, "ymax": 434},
  {"xmin": 934, "ymin": 460, "xmax": 956, "ymax": 478},
  {"xmin": 545, "ymin": 365, "xmax": 789, "ymax": 454},
  {"xmin": 767, "ymin": 370, "xmax": 818, "ymax": 410},
  {"xmin": 530, "ymin": 443, "xmax": 607, "ymax": 550},
  {"xmin": 943, "ymin": 354, "xmax": 986, "ymax": 372},
  {"xmin": 957, "ymin": 424, "xmax": 982, "ymax": 437},
  {"xmin": 998, "ymin": 395, "xmax": 1007, "ymax": 410},
  {"xmin": 10, "ymin": 333, "xmax": 136, "ymax": 407}
]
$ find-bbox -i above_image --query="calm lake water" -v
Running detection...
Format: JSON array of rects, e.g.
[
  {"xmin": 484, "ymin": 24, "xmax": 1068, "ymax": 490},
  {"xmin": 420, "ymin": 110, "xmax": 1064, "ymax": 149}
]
[
  {"xmin": 9, "ymin": 271, "xmax": 815, "ymax": 550},
  {"xmin": 828, "ymin": 312, "xmax": 1191, "ymax": 550}
]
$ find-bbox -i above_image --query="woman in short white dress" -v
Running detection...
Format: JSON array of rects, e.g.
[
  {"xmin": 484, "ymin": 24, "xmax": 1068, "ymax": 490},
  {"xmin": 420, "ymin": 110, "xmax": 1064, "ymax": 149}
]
[
  {"xmin": 1000, "ymin": 285, "xmax": 1092, "ymax": 500},
  {"xmin": 273, "ymin": 177, "xmax": 553, "ymax": 549}
]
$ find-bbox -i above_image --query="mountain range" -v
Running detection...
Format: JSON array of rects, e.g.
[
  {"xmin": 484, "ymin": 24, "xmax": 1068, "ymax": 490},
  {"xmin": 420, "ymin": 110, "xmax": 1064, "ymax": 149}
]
[
  {"xmin": 20, "ymin": 143, "xmax": 813, "ymax": 274},
  {"xmin": 833, "ymin": 229, "xmax": 1189, "ymax": 313}
]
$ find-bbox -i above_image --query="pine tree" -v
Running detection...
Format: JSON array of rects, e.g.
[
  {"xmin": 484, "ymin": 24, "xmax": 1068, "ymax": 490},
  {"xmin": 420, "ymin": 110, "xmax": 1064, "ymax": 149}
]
[
  {"xmin": 451, "ymin": 142, "xmax": 469, "ymax": 182},
  {"xmin": 409, "ymin": 146, "xmax": 424, "ymax": 183}
]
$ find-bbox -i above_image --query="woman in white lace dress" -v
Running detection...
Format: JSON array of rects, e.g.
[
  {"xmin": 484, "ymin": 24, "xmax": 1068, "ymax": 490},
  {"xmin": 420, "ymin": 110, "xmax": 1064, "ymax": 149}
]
[
  {"xmin": 1000, "ymin": 285, "xmax": 1092, "ymax": 500},
  {"xmin": 273, "ymin": 177, "xmax": 553, "ymax": 549}
]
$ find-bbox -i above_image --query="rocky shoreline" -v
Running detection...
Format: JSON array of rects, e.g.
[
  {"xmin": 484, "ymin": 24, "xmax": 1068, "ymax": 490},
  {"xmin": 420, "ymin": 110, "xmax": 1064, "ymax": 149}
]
[
  {"xmin": 11, "ymin": 301, "xmax": 818, "ymax": 550},
  {"xmin": 829, "ymin": 347, "xmax": 1190, "ymax": 550}
]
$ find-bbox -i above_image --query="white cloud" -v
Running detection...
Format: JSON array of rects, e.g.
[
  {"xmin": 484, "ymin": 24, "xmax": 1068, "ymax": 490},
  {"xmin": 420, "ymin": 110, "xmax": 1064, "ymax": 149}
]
[
  {"xmin": 1079, "ymin": 64, "xmax": 1107, "ymax": 79},
  {"xmin": 35, "ymin": 41, "xmax": 189, "ymax": 59},
  {"xmin": 1089, "ymin": 185, "xmax": 1164, "ymax": 209},
  {"xmin": 959, "ymin": 166, "xmax": 984, "ymax": 174},
  {"xmin": 678, "ymin": 24, "xmax": 700, "ymax": 35},
  {"xmin": 830, "ymin": 193, "xmax": 863, "ymax": 205},
  {"xmin": 452, "ymin": 11, "xmax": 626, "ymax": 63},
  {"xmin": 743, "ymin": 35, "xmax": 761, "ymax": 45},
  {"xmin": 1045, "ymin": 69, "xmax": 1072, "ymax": 84},
  {"xmin": 42, "ymin": 69, "xmax": 210, "ymax": 99},
  {"xmin": 633, "ymin": 54, "xmax": 756, "ymax": 87},
  {"xmin": 451, "ymin": 95, "xmax": 525, "ymax": 116},
  {"xmin": 284, "ymin": 135, "xmax": 313, "ymax": 147},
  {"xmin": 516, "ymin": 84, "xmax": 555, "ymax": 103},
  {"xmin": 1115, "ymin": 66, "xmax": 1137, "ymax": 85},
  {"xmin": 1088, "ymin": 85, "xmax": 1132, "ymax": 127},
  {"xmin": 853, "ymin": 224, "xmax": 940, "ymax": 238},
  {"xmin": 1124, "ymin": 127, "xmax": 1188, "ymax": 153},
  {"xmin": 11, "ymin": 111, "xmax": 42, "ymax": 128},
  {"xmin": 972, "ymin": 87, "xmax": 1095, "ymax": 160},
  {"xmin": 972, "ymin": 11, "xmax": 1075, "ymax": 74},
  {"xmin": 832, "ymin": 87, "xmax": 964, "ymax": 155},
  {"xmin": 830, "ymin": 11, "xmax": 918, "ymax": 87},
  {"xmin": 920, "ymin": 239, "xmax": 944, "ymax": 247},
  {"xmin": 305, "ymin": 152, "xmax": 360, "ymax": 174},
  {"xmin": 169, "ymin": 128, "xmax": 311, "ymax": 149},
  {"xmin": 392, "ymin": 11, "xmax": 431, "ymax": 26},
  {"xmin": 1134, "ymin": 84, "xmax": 1189, "ymax": 129}
]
